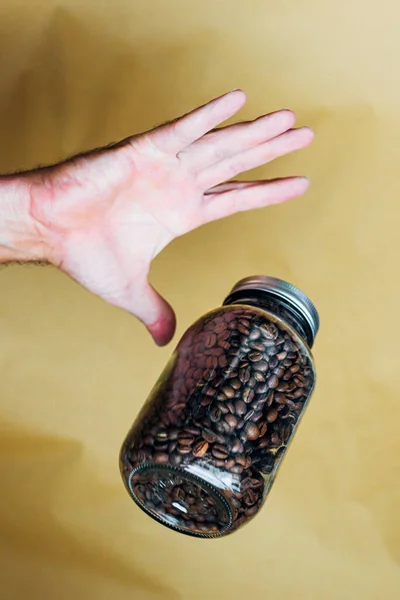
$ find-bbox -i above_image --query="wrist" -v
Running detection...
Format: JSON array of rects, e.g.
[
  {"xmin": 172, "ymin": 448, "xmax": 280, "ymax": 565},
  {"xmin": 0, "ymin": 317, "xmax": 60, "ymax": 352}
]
[{"xmin": 0, "ymin": 175, "xmax": 50, "ymax": 264}]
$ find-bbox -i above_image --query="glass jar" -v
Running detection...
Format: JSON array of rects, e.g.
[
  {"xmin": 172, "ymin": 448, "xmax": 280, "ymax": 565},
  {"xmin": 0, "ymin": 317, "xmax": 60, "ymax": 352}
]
[{"xmin": 120, "ymin": 276, "xmax": 319, "ymax": 538}]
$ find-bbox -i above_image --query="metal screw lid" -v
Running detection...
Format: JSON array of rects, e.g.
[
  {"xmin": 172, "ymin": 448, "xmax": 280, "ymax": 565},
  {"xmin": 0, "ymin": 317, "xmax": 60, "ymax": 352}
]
[{"xmin": 227, "ymin": 276, "xmax": 320, "ymax": 342}]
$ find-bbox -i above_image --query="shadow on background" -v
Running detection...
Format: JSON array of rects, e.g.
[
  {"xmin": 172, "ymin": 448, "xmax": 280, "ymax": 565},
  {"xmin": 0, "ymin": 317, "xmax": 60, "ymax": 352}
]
[{"xmin": 0, "ymin": 422, "xmax": 180, "ymax": 600}]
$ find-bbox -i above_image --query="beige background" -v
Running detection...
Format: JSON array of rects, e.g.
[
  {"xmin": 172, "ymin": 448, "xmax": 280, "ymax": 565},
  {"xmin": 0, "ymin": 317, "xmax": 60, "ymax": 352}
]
[{"xmin": 0, "ymin": 1, "xmax": 399, "ymax": 598}]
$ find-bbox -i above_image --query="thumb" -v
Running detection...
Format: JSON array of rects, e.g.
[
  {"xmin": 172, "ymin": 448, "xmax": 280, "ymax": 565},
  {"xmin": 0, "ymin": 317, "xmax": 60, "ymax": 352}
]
[{"xmin": 120, "ymin": 280, "xmax": 176, "ymax": 346}]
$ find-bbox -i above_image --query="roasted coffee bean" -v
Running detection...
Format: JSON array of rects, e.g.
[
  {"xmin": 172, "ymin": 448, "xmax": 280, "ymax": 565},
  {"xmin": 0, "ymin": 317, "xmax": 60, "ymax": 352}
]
[
  {"xmin": 243, "ymin": 409, "xmax": 255, "ymax": 422},
  {"xmin": 259, "ymin": 422, "xmax": 268, "ymax": 437},
  {"xmin": 231, "ymin": 439, "xmax": 244, "ymax": 454},
  {"xmin": 269, "ymin": 357, "xmax": 279, "ymax": 369},
  {"xmin": 267, "ymin": 375, "xmax": 279, "ymax": 389},
  {"xmin": 225, "ymin": 414, "xmax": 238, "ymax": 429},
  {"xmin": 245, "ymin": 422, "xmax": 260, "ymax": 441},
  {"xmin": 254, "ymin": 360, "xmax": 268, "ymax": 373},
  {"xmin": 226, "ymin": 401, "xmax": 235, "ymax": 414},
  {"xmin": 275, "ymin": 393, "xmax": 287, "ymax": 404},
  {"xmin": 218, "ymin": 355, "xmax": 228, "ymax": 368},
  {"xmin": 178, "ymin": 432, "xmax": 195, "ymax": 445},
  {"xmin": 255, "ymin": 383, "xmax": 268, "ymax": 394},
  {"xmin": 177, "ymin": 444, "xmax": 192, "ymax": 454},
  {"xmin": 193, "ymin": 440, "xmax": 209, "ymax": 457},
  {"xmin": 270, "ymin": 432, "xmax": 281, "ymax": 445},
  {"xmin": 238, "ymin": 323, "xmax": 250, "ymax": 335},
  {"xmin": 258, "ymin": 435, "xmax": 270, "ymax": 449},
  {"xmin": 234, "ymin": 399, "xmax": 247, "ymax": 416},
  {"xmin": 212, "ymin": 445, "xmax": 229, "ymax": 460},
  {"xmin": 202, "ymin": 428, "xmax": 217, "ymax": 443},
  {"xmin": 274, "ymin": 366, "xmax": 286, "ymax": 379},
  {"xmin": 252, "ymin": 411, "xmax": 263, "ymax": 423},
  {"xmin": 250, "ymin": 341, "xmax": 265, "ymax": 352},
  {"xmin": 231, "ymin": 378, "xmax": 241, "ymax": 390},
  {"xmin": 254, "ymin": 371, "xmax": 266, "ymax": 383},
  {"xmin": 249, "ymin": 351, "xmax": 263, "ymax": 363},
  {"xmin": 267, "ymin": 409, "xmax": 278, "ymax": 423},
  {"xmin": 243, "ymin": 388, "xmax": 255, "ymax": 404},
  {"xmin": 260, "ymin": 323, "xmax": 278, "ymax": 340},
  {"xmin": 225, "ymin": 457, "xmax": 236, "ymax": 469},
  {"xmin": 169, "ymin": 441, "xmax": 178, "ymax": 453},
  {"xmin": 217, "ymin": 401, "xmax": 229, "ymax": 414},
  {"xmin": 222, "ymin": 386, "xmax": 235, "ymax": 399},
  {"xmin": 249, "ymin": 329, "xmax": 261, "ymax": 341},
  {"xmin": 239, "ymin": 367, "xmax": 251, "ymax": 383},
  {"xmin": 294, "ymin": 375, "xmax": 305, "ymax": 387},
  {"xmin": 154, "ymin": 452, "xmax": 170, "ymax": 464},
  {"xmin": 209, "ymin": 406, "xmax": 222, "ymax": 422},
  {"xmin": 231, "ymin": 464, "xmax": 244, "ymax": 474}
]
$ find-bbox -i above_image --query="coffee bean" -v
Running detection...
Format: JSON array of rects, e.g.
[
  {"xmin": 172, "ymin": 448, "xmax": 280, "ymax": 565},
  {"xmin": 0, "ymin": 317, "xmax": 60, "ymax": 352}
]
[
  {"xmin": 274, "ymin": 366, "xmax": 286, "ymax": 379},
  {"xmin": 235, "ymin": 400, "xmax": 247, "ymax": 416},
  {"xmin": 218, "ymin": 340, "xmax": 231, "ymax": 350},
  {"xmin": 266, "ymin": 390, "xmax": 275, "ymax": 407},
  {"xmin": 212, "ymin": 445, "xmax": 229, "ymax": 460},
  {"xmin": 177, "ymin": 445, "xmax": 192, "ymax": 454},
  {"xmin": 226, "ymin": 401, "xmax": 235, "ymax": 414},
  {"xmin": 225, "ymin": 457, "xmax": 236, "ymax": 469},
  {"xmin": 154, "ymin": 452, "xmax": 170, "ymax": 464},
  {"xmin": 214, "ymin": 321, "xmax": 227, "ymax": 333},
  {"xmin": 267, "ymin": 375, "xmax": 279, "ymax": 389},
  {"xmin": 252, "ymin": 411, "xmax": 263, "ymax": 423},
  {"xmin": 231, "ymin": 439, "xmax": 244, "ymax": 454},
  {"xmin": 243, "ymin": 388, "xmax": 255, "ymax": 404},
  {"xmin": 231, "ymin": 378, "xmax": 241, "ymax": 390},
  {"xmin": 256, "ymin": 383, "xmax": 268, "ymax": 394},
  {"xmin": 258, "ymin": 435, "xmax": 270, "ymax": 449},
  {"xmin": 250, "ymin": 341, "xmax": 265, "ymax": 352},
  {"xmin": 275, "ymin": 393, "xmax": 287, "ymax": 404},
  {"xmin": 178, "ymin": 432, "xmax": 195, "ymax": 445},
  {"xmin": 245, "ymin": 505, "xmax": 259, "ymax": 517},
  {"xmin": 249, "ymin": 328, "xmax": 261, "ymax": 341},
  {"xmin": 260, "ymin": 323, "xmax": 278, "ymax": 340},
  {"xmin": 209, "ymin": 406, "xmax": 222, "ymax": 422},
  {"xmin": 245, "ymin": 422, "xmax": 260, "ymax": 441},
  {"xmin": 243, "ymin": 409, "xmax": 255, "ymax": 422},
  {"xmin": 259, "ymin": 423, "xmax": 268, "ymax": 437},
  {"xmin": 238, "ymin": 323, "xmax": 250, "ymax": 335},
  {"xmin": 218, "ymin": 355, "xmax": 228, "ymax": 368},
  {"xmin": 254, "ymin": 371, "xmax": 266, "ymax": 383},
  {"xmin": 222, "ymin": 386, "xmax": 235, "ymax": 399},
  {"xmin": 193, "ymin": 440, "xmax": 209, "ymax": 457},
  {"xmin": 294, "ymin": 375, "xmax": 305, "ymax": 387},
  {"xmin": 231, "ymin": 464, "xmax": 244, "ymax": 474},
  {"xmin": 239, "ymin": 367, "xmax": 251, "ymax": 383},
  {"xmin": 270, "ymin": 432, "xmax": 281, "ymax": 445},
  {"xmin": 243, "ymin": 489, "xmax": 257, "ymax": 506},
  {"xmin": 254, "ymin": 360, "xmax": 268, "ymax": 373},
  {"xmin": 249, "ymin": 351, "xmax": 263, "ymax": 362},
  {"xmin": 225, "ymin": 414, "xmax": 238, "ymax": 429},
  {"xmin": 267, "ymin": 409, "xmax": 278, "ymax": 423}
]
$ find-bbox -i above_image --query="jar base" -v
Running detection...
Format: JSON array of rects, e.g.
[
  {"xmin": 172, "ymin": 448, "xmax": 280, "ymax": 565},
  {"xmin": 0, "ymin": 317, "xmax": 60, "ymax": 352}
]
[{"xmin": 127, "ymin": 464, "xmax": 233, "ymax": 538}]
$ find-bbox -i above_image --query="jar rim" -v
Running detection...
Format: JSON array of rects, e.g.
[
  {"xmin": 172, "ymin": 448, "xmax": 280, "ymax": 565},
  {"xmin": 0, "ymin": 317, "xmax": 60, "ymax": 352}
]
[{"xmin": 226, "ymin": 276, "xmax": 320, "ymax": 344}]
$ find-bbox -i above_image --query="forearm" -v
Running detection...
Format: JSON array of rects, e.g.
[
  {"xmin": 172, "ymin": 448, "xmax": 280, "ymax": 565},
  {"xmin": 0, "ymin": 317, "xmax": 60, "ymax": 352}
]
[{"xmin": 0, "ymin": 175, "xmax": 49, "ymax": 264}]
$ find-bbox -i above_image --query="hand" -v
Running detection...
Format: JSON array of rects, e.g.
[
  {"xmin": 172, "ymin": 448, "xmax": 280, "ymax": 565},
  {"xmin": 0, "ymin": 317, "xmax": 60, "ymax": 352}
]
[{"xmin": 28, "ymin": 90, "xmax": 314, "ymax": 345}]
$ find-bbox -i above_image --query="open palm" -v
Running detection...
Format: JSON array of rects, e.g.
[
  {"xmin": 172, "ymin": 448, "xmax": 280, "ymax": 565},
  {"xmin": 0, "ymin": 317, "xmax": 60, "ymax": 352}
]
[{"xmin": 33, "ymin": 90, "xmax": 313, "ymax": 345}]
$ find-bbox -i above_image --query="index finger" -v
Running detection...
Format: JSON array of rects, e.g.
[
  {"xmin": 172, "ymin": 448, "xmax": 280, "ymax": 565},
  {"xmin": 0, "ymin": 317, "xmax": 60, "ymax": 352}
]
[{"xmin": 148, "ymin": 90, "xmax": 247, "ymax": 155}]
